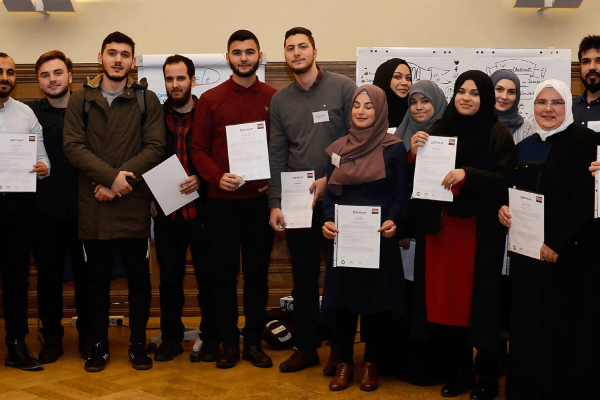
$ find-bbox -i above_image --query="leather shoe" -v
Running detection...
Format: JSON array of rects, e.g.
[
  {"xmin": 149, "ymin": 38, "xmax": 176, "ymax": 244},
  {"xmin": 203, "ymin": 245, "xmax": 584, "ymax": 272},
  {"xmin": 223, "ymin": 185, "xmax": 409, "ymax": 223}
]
[
  {"xmin": 441, "ymin": 370, "xmax": 475, "ymax": 397},
  {"xmin": 322, "ymin": 350, "xmax": 339, "ymax": 376},
  {"xmin": 359, "ymin": 362, "xmax": 379, "ymax": 391},
  {"xmin": 5, "ymin": 339, "xmax": 44, "ymax": 371},
  {"xmin": 242, "ymin": 345, "xmax": 272, "ymax": 368},
  {"xmin": 38, "ymin": 336, "xmax": 64, "ymax": 364},
  {"xmin": 470, "ymin": 375, "xmax": 499, "ymax": 400},
  {"xmin": 216, "ymin": 345, "xmax": 240, "ymax": 369},
  {"xmin": 279, "ymin": 349, "xmax": 319, "ymax": 372},
  {"xmin": 154, "ymin": 341, "xmax": 183, "ymax": 362},
  {"xmin": 197, "ymin": 343, "xmax": 220, "ymax": 362},
  {"xmin": 329, "ymin": 362, "xmax": 354, "ymax": 391}
]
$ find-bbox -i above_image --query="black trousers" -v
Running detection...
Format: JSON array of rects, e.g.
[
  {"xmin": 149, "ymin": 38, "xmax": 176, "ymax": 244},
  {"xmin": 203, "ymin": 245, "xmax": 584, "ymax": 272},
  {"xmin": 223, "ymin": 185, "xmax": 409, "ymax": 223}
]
[
  {"xmin": 0, "ymin": 194, "xmax": 34, "ymax": 343},
  {"xmin": 153, "ymin": 214, "xmax": 218, "ymax": 345},
  {"xmin": 32, "ymin": 212, "xmax": 90, "ymax": 339},
  {"xmin": 334, "ymin": 309, "xmax": 389, "ymax": 365},
  {"xmin": 284, "ymin": 203, "xmax": 324, "ymax": 351},
  {"xmin": 83, "ymin": 238, "xmax": 151, "ymax": 346},
  {"xmin": 206, "ymin": 196, "xmax": 274, "ymax": 347}
]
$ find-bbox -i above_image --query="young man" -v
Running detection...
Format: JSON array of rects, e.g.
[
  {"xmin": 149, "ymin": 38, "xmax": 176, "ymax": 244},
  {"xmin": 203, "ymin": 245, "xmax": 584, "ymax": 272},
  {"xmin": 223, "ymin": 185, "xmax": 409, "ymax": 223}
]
[
  {"xmin": 573, "ymin": 35, "xmax": 600, "ymax": 131},
  {"xmin": 27, "ymin": 50, "xmax": 91, "ymax": 364},
  {"xmin": 192, "ymin": 30, "xmax": 276, "ymax": 369},
  {"xmin": 152, "ymin": 54, "xmax": 218, "ymax": 362},
  {"xmin": 268, "ymin": 27, "xmax": 356, "ymax": 373},
  {"xmin": 0, "ymin": 53, "xmax": 50, "ymax": 371},
  {"xmin": 63, "ymin": 32, "xmax": 165, "ymax": 372}
]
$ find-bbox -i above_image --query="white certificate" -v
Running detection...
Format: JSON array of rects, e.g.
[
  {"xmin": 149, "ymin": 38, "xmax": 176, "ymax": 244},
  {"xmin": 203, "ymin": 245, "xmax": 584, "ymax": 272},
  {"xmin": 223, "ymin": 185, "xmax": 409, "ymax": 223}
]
[
  {"xmin": 0, "ymin": 133, "xmax": 37, "ymax": 192},
  {"xmin": 508, "ymin": 188, "xmax": 544, "ymax": 260},
  {"xmin": 334, "ymin": 205, "xmax": 381, "ymax": 269},
  {"xmin": 412, "ymin": 136, "xmax": 457, "ymax": 202},
  {"xmin": 596, "ymin": 146, "xmax": 599, "ymax": 218},
  {"xmin": 281, "ymin": 171, "xmax": 314, "ymax": 229},
  {"xmin": 226, "ymin": 121, "xmax": 270, "ymax": 181},
  {"xmin": 143, "ymin": 155, "xmax": 199, "ymax": 216}
]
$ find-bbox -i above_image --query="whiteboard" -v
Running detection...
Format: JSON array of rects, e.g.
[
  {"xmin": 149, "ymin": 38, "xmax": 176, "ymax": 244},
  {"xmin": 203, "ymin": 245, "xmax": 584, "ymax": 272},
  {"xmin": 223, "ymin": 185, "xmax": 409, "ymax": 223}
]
[
  {"xmin": 137, "ymin": 54, "xmax": 267, "ymax": 104},
  {"xmin": 357, "ymin": 47, "xmax": 571, "ymax": 122}
]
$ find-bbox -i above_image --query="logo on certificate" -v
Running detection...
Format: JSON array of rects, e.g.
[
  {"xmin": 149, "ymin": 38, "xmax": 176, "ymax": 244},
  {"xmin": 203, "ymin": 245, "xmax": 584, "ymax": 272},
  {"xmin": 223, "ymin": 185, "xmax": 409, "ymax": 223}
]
[
  {"xmin": 372, "ymin": 208, "xmax": 379, "ymax": 214},
  {"xmin": 513, "ymin": 245, "xmax": 516, "ymax": 250},
  {"xmin": 29, "ymin": 136, "xmax": 35, "ymax": 141},
  {"xmin": 448, "ymin": 139, "xmax": 456, "ymax": 145},
  {"xmin": 536, "ymin": 196, "xmax": 543, "ymax": 203},
  {"xmin": 416, "ymin": 192, "xmax": 421, "ymax": 196},
  {"xmin": 257, "ymin": 123, "xmax": 264, "ymax": 129},
  {"xmin": 341, "ymin": 260, "xmax": 345, "ymax": 265},
  {"xmin": 307, "ymin": 173, "xmax": 313, "ymax": 178}
]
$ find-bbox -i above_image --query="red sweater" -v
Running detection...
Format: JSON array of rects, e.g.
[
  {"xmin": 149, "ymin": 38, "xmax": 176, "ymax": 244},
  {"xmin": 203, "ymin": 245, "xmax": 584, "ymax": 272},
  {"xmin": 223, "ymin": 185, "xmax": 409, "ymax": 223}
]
[{"xmin": 192, "ymin": 78, "xmax": 277, "ymax": 200}]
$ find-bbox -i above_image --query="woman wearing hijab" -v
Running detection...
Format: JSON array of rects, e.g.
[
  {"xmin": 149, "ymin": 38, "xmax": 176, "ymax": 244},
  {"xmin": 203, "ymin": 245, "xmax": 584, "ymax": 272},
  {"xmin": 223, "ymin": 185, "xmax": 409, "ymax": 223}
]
[
  {"xmin": 499, "ymin": 80, "xmax": 600, "ymax": 400},
  {"xmin": 410, "ymin": 70, "xmax": 515, "ymax": 400},
  {"xmin": 373, "ymin": 58, "xmax": 413, "ymax": 128},
  {"xmin": 491, "ymin": 70, "xmax": 534, "ymax": 144},
  {"xmin": 321, "ymin": 85, "xmax": 408, "ymax": 392}
]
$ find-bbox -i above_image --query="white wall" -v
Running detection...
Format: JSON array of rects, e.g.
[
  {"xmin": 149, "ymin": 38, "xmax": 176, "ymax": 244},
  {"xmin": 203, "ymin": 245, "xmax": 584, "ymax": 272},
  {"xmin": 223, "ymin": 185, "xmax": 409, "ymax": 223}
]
[{"xmin": 0, "ymin": 0, "xmax": 597, "ymax": 64}]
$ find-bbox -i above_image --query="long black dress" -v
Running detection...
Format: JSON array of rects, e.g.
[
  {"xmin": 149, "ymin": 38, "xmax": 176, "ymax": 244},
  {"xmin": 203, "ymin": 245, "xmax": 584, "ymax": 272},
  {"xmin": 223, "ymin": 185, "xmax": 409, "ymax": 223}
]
[{"xmin": 505, "ymin": 124, "xmax": 600, "ymax": 400}]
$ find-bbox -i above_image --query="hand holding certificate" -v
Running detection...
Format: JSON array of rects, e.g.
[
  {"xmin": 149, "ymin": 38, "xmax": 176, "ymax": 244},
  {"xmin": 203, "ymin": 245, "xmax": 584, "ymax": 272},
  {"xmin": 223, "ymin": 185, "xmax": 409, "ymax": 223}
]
[
  {"xmin": 281, "ymin": 171, "xmax": 314, "ymax": 229},
  {"xmin": 333, "ymin": 205, "xmax": 381, "ymax": 269},
  {"xmin": 507, "ymin": 188, "xmax": 544, "ymax": 260},
  {"xmin": 412, "ymin": 136, "xmax": 457, "ymax": 202},
  {"xmin": 226, "ymin": 121, "xmax": 270, "ymax": 181},
  {"xmin": 0, "ymin": 134, "xmax": 38, "ymax": 192}
]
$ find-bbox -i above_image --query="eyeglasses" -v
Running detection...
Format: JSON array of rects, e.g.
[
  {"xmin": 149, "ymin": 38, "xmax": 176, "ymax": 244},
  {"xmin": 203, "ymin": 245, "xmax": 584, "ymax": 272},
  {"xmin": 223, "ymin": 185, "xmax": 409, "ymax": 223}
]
[{"xmin": 534, "ymin": 101, "xmax": 566, "ymax": 107}]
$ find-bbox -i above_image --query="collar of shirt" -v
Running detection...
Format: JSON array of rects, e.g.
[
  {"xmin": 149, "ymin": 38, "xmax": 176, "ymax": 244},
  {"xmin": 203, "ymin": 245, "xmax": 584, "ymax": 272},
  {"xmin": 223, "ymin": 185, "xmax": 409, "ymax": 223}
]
[
  {"xmin": 227, "ymin": 77, "xmax": 261, "ymax": 92},
  {"xmin": 0, "ymin": 96, "xmax": 14, "ymax": 112},
  {"xmin": 577, "ymin": 90, "xmax": 600, "ymax": 105},
  {"xmin": 40, "ymin": 93, "xmax": 72, "ymax": 111},
  {"xmin": 294, "ymin": 66, "xmax": 325, "ymax": 92}
]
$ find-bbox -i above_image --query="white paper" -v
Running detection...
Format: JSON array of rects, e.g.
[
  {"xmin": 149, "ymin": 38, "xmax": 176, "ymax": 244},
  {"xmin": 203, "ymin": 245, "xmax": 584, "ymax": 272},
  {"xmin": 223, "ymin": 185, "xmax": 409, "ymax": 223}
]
[
  {"xmin": 508, "ymin": 188, "xmax": 544, "ymax": 260},
  {"xmin": 400, "ymin": 240, "xmax": 416, "ymax": 281},
  {"xmin": 412, "ymin": 136, "xmax": 457, "ymax": 202},
  {"xmin": 588, "ymin": 121, "xmax": 600, "ymax": 133},
  {"xmin": 226, "ymin": 121, "xmax": 271, "ymax": 181},
  {"xmin": 334, "ymin": 205, "xmax": 381, "ymax": 269},
  {"xmin": 281, "ymin": 171, "xmax": 314, "ymax": 229},
  {"xmin": 387, "ymin": 127, "xmax": 397, "ymax": 134},
  {"xmin": 142, "ymin": 155, "xmax": 199, "ymax": 216},
  {"xmin": 0, "ymin": 133, "xmax": 37, "ymax": 192},
  {"xmin": 595, "ymin": 146, "xmax": 599, "ymax": 218}
]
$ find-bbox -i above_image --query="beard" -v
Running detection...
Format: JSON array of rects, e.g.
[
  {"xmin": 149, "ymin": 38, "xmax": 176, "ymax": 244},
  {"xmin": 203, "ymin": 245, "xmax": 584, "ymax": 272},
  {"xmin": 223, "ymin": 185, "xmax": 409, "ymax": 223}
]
[
  {"xmin": 288, "ymin": 56, "xmax": 315, "ymax": 75},
  {"xmin": 229, "ymin": 60, "xmax": 259, "ymax": 78},
  {"xmin": 0, "ymin": 80, "xmax": 14, "ymax": 99},
  {"xmin": 44, "ymin": 85, "xmax": 69, "ymax": 100},
  {"xmin": 167, "ymin": 84, "xmax": 192, "ymax": 109},
  {"xmin": 581, "ymin": 70, "xmax": 600, "ymax": 94},
  {"xmin": 102, "ymin": 64, "xmax": 130, "ymax": 82}
]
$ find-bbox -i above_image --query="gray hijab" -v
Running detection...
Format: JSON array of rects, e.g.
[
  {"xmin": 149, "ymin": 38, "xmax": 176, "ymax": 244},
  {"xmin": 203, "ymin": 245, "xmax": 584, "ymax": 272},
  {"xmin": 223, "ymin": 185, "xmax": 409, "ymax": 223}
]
[
  {"xmin": 490, "ymin": 69, "xmax": 524, "ymax": 133},
  {"xmin": 395, "ymin": 80, "xmax": 447, "ymax": 151}
]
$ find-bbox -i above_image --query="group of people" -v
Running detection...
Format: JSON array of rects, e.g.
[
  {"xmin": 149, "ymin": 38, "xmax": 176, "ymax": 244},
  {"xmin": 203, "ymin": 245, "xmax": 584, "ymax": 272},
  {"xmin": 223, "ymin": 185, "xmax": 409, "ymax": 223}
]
[{"xmin": 0, "ymin": 26, "xmax": 599, "ymax": 400}]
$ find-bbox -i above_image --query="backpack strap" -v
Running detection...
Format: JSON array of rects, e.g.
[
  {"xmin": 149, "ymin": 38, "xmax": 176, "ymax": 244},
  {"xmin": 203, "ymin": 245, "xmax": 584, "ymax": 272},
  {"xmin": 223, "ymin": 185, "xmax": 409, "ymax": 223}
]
[
  {"xmin": 136, "ymin": 88, "xmax": 147, "ymax": 127},
  {"xmin": 83, "ymin": 99, "xmax": 93, "ymax": 130}
]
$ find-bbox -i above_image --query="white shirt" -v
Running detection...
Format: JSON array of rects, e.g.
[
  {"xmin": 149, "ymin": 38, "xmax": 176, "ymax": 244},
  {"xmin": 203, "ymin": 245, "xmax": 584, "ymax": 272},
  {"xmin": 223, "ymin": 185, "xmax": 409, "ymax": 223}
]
[{"xmin": 0, "ymin": 97, "xmax": 50, "ymax": 178}]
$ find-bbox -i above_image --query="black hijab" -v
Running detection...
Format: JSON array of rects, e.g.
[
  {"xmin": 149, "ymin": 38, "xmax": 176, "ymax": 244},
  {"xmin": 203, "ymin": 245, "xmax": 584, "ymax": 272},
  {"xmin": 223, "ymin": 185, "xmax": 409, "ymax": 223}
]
[{"xmin": 373, "ymin": 58, "xmax": 411, "ymax": 128}]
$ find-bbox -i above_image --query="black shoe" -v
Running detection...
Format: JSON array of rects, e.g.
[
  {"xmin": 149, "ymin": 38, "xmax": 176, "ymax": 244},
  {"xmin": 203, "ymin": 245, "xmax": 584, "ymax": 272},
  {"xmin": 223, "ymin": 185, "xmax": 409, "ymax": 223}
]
[
  {"xmin": 470, "ymin": 375, "xmax": 499, "ymax": 400},
  {"xmin": 78, "ymin": 335, "xmax": 93, "ymax": 360},
  {"xmin": 441, "ymin": 370, "xmax": 475, "ymax": 397},
  {"xmin": 38, "ymin": 336, "xmax": 64, "ymax": 364},
  {"xmin": 242, "ymin": 345, "xmax": 273, "ymax": 368},
  {"xmin": 154, "ymin": 341, "xmax": 183, "ymax": 362},
  {"xmin": 129, "ymin": 343, "xmax": 153, "ymax": 370},
  {"xmin": 197, "ymin": 343, "xmax": 221, "ymax": 362},
  {"xmin": 216, "ymin": 345, "xmax": 240, "ymax": 369},
  {"xmin": 5, "ymin": 339, "xmax": 44, "ymax": 371},
  {"xmin": 84, "ymin": 342, "xmax": 110, "ymax": 372}
]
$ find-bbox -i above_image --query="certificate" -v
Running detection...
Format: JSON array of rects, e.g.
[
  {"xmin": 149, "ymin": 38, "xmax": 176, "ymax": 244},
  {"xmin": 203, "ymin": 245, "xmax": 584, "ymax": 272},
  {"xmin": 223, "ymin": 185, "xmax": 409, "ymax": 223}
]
[
  {"xmin": 143, "ymin": 155, "xmax": 199, "ymax": 216},
  {"xmin": 412, "ymin": 136, "xmax": 457, "ymax": 202},
  {"xmin": 334, "ymin": 205, "xmax": 381, "ymax": 269},
  {"xmin": 508, "ymin": 188, "xmax": 544, "ymax": 260},
  {"xmin": 0, "ymin": 133, "xmax": 37, "ymax": 192},
  {"xmin": 226, "ymin": 121, "xmax": 270, "ymax": 181},
  {"xmin": 281, "ymin": 171, "xmax": 314, "ymax": 229}
]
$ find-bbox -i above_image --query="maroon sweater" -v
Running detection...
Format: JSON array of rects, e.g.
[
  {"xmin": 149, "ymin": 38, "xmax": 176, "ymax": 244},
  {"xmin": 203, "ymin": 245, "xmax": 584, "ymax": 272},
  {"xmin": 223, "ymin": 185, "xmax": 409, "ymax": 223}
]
[{"xmin": 192, "ymin": 78, "xmax": 277, "ymax": 200}]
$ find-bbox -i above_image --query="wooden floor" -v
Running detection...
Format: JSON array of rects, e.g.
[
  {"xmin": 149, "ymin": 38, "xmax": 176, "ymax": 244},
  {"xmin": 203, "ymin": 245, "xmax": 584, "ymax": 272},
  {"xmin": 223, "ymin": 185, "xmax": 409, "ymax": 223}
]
[{"xmin": 0, "ymin": 318, "xmax": 507, "ymax": 400}]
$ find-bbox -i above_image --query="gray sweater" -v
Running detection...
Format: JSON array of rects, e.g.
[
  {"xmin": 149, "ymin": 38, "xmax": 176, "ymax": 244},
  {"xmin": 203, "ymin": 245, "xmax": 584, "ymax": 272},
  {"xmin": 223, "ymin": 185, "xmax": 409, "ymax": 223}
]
[{"xmin": 268, "ymin": 71, "xmax": 357, "ymax": 208}]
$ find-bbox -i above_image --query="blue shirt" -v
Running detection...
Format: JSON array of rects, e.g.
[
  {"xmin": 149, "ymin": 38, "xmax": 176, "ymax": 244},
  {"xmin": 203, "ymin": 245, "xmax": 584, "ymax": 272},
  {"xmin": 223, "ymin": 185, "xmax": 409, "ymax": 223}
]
[{"xmin": 572, "ymin": 90, "xmax": 600, "ymax": 132}]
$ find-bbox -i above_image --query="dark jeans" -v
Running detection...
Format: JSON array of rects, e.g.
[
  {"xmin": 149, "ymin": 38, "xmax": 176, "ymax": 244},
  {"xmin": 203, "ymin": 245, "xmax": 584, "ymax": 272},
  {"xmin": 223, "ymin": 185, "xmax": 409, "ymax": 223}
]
[
  {"xmin": 83, "ymin": 238, "xmax": 151, "ymax": 346},
  {"xmin": 154, "ymin": 214, "xmax": 218, "ymax": 345},
  {"xmin": 207, "ymin": 196, "xmax": 274, "ymax": 347},
  {"xmin": 334, "ymin": 309, "xmax": 389, "ymax": 365},
  {"xmin": 284, "ymin": 203, "xmax": 324, "ymax": 351},
  {"xmin": 32, "ymin": 212, "xmax": 90, "ymax": 339},
  {"xmin": 0, "ymin": 194, "xmax": 34, "ymax": 343}
]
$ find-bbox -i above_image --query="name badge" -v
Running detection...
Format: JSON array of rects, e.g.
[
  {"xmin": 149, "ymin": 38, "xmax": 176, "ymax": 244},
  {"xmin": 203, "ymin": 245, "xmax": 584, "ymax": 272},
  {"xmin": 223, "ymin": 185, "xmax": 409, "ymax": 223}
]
[
  {"xmin": 588, "ymin": 121, "xmax": 600, "ymax": 132},
  {"xmin": 313, "ymin": 110, "xmax": 330, "ymax": 124},
  {"xmin": 332, "ymin": 153, "xmax": 341, "ymax": 168},
  {"xmin": 387, "ymin": 127, "xmax": 397, "ymax": 134}
]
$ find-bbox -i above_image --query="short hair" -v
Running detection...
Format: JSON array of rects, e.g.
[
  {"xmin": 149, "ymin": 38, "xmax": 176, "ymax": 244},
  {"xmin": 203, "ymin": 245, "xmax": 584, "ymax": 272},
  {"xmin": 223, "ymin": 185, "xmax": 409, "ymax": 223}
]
[
  {"xmin": 162, "ymin": 55, "xmax": 195, "ymax": 80},
  {"xmin": 227, "ymin": 30, "xmax": 260, "ymax": 52},
  {"xmin": 0, "ymin": 52, "xmax": 14, "ymax": 62},
  {"xmin": 578, "ymin": 35, "xmax": 600, "ymax": 61},
  {"xmin": 284, "ymin": 27, "xmax": 315, "ymax": 49},
  {"xmin": 35, "ymin": 50, "xmax": 73, "ymax": 75},
  {"xmin": 101, "ymin": 31, "xmax": 135, "ymax": 56}
]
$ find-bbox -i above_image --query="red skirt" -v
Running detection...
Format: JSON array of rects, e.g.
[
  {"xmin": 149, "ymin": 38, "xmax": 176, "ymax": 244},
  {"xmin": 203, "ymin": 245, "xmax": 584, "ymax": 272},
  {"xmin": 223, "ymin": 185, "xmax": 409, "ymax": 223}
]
[{"xmin": 425, "ymin": 207, "xmax": 477, "ymax": 327}]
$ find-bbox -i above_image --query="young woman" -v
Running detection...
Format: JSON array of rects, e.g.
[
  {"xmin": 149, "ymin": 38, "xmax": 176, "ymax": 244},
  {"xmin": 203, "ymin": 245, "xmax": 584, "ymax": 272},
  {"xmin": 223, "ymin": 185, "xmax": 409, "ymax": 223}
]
[
  {"xmin": 373, "ymin": 58, "xmax": 413, "ymax": 128},
  {"xmin": 321, "ymin": 85, "xmax": 408, "ymax": 392},
  {"xmin": 491, "ymin": 70, "xmax": 533, "ymax": 144}
]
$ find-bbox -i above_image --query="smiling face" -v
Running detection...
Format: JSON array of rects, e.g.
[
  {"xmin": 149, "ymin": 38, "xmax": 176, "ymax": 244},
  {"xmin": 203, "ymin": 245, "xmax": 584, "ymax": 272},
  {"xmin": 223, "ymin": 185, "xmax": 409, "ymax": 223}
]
[
  {"xmin": 352, "ymin": 92, "xmax": 376, "ymax": 128},
  {"xmin": 38, "ymin": 58, "xmax": 72, "ymax": 100},
  {"xmin": 455, "ymin": 79, "xmax": 481, "ymax": 116},
  {"xmin": 494, "ymin": 78, "xmax": 517, "ymax": 112},
  {"xmin": 409, "ymin": 93, "xmax": 435, "ymax": 123},
  {"xmin": 284, "ymin": 34, "xmax": 317, "ymax": 75},
  {"xmin": 0, "ymin": 56, "xmax": 16, "ymax": 99},
  {"xmin": 99, "ymin": 42, "xmax": 135, "ymax": 82},
  {"xmin": 390, "ymin": 64, "xmax": 412, "ymax": 98},
  {"xmin": 534, "ymin": 87, "xmax": 566, "ymax": 131}
]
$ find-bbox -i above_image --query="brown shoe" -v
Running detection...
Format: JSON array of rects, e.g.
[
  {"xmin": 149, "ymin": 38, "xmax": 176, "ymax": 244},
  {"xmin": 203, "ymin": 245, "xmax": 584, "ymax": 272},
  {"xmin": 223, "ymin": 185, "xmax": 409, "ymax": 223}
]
[
  {"xmin": 359, "ymin": 362, "xmax": 379, "ymax": 391},
  {"xmin": 279, "ymin": 349, "xmax": 319, "ymax": 372},
  {"xmin": 322, "ymin": 350, "xmax": 339, "ymax": 376},
  {"xmin": 329, "ymin": 362, "xmax": 354, "ymax": 391}
]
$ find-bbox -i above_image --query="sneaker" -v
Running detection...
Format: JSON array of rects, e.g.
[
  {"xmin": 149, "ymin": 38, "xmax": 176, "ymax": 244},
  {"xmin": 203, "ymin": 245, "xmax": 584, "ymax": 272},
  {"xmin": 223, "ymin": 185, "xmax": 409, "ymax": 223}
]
[
  {"xmin": 129, "ymin": 343, "xmax": 153, "ymax": 370},
  {"xmin": 84, "ymin": 342, "xmax": 110, "ymax": 372},
  {"xmin": 154, "ymin": 341, "xmax": 183, "ymax": 362},
  {"xmin": 5, "ymin": 339, "xmax": 44, "ymax": 371}
]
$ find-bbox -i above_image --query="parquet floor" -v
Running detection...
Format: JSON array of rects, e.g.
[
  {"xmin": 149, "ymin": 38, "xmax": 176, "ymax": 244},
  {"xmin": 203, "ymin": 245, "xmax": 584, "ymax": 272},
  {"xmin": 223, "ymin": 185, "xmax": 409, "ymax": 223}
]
[{"xmin": 0, "ymin": 318, "xmax": 507, "ymax": 399}]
